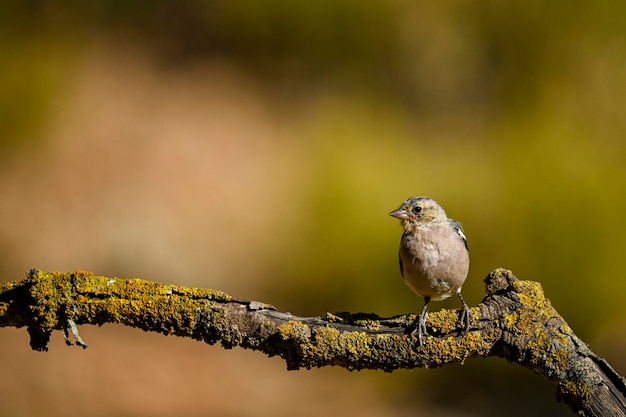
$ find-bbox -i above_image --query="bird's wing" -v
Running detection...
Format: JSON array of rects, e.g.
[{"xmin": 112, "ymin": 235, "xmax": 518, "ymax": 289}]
[{"xmin": 448, "ymin": 219, "xmax": 469, "ymax": 252}]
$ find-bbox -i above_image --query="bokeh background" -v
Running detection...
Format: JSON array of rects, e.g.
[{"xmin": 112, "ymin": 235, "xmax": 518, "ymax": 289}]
[{"xmin": 1, "ymin": 1, "xmax": 625, "ymax": 416}]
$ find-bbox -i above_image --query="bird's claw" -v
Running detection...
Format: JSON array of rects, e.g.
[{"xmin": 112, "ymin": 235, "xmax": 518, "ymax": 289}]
[
  {"xmin": 457, "ymin": 292, "xmax": 471, "ymax": 334},
  {"xmin": 410, "ymin": 312, "xmax": 428, "ymax": 346},
  {"xmin": 459, "ymin": 303, "xmax": 471, "ymax": 333}
]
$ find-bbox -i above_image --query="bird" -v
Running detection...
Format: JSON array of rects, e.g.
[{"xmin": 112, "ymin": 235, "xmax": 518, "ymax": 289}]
[{"xmin": 389, "ymin": 196, "xmax": 470, "ymax": 345}]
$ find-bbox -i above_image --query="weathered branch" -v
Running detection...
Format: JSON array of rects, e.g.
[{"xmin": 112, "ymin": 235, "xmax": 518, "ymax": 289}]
[{"xmin": 0, "ymin": 268, "xmax": 624, "ymax": 416}]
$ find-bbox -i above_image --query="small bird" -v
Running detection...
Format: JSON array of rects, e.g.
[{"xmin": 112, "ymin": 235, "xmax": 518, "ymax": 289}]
[{"xmin": 389, "ymin": 196, "xmax": 470, "ymax": 345}]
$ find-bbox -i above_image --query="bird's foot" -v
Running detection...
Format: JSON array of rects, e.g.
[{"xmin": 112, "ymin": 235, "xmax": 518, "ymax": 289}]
[
  {"xmin": 410, "ymin": 312, "xmax": 428, "ymax": 346},
  {"xmin": 458, "ymin": 302, "xmax": 471, "ymax": 334},
  {"xmin": 457, "ymin": 292, "xmax": 471, "ymax": 334}
]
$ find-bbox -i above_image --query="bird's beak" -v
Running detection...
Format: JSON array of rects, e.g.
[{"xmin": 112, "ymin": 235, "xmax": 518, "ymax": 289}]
[{"xmin": 389, "ymin": 208, "xmax": 409, "ymax": 220}]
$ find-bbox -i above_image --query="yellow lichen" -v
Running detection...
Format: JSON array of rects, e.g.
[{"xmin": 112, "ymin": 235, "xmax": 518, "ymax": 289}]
[
  {"xmin": 427, "ymin": 308, "xmax": 470, "ymax": 334},
  {"xmin": 311, "ymin": 327, "xmax": 374, "ymax": 366},
  {"xmin": 558, "ymin": 381, "xmax": 592, "ymax": 403},
  {"xmin": 325, "ymin": 312, "xmax": 344, "ymax": 323},
  {"xmin": 354, "ymin": 319, "xmax": 380, "ymax": 330},
  {"xmin": 278, "ymin": 320, "xmax": 310, "ymax": 341}
]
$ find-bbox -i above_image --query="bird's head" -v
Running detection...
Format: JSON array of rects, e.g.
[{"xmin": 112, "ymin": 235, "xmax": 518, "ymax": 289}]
[{"xmin": 389, "ymin": 196, "xmax": 448, "ymax": 230}]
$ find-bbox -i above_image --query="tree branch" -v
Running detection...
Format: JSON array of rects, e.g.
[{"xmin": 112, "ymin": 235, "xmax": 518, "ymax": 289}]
[{"xmin": 1, "ymin": 268, "xmax": 624, "ymax": 416}]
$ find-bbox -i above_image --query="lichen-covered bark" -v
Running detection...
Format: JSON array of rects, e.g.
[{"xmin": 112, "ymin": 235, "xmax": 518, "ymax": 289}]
[{"xmin": 0, "ymin": 268, "xmax": 625, "ymax": 416}]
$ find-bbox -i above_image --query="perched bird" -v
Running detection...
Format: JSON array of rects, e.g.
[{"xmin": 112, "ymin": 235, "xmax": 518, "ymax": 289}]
[{"xmin": 389, "ymin": 196, "xmax": 470, "ymax": 345}]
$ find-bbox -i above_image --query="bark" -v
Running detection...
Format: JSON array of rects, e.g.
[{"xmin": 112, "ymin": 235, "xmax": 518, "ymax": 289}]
[{"xmin": 0, "ymin": 268, "xmax": 624, "ymax": 416}]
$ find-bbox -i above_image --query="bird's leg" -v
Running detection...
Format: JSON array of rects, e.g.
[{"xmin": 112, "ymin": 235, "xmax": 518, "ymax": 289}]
[
  {"xmin": 457, "ymin": 291, "xmax": 470, "ymax": 333},
  {"xmin": 411, "ymin": 296, "xmax": 430, "ymax": 346}
]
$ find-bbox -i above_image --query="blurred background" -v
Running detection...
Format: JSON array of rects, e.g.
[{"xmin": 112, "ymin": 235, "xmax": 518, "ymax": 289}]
[{"xmin": 1, "ymin": 1, "xmax": 625, "ymax": 416}]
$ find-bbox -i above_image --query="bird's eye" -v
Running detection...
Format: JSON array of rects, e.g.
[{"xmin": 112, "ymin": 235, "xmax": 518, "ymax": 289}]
[{"xmin": 412, "ymin": 205, "xmax": 422, "ymax": 215}]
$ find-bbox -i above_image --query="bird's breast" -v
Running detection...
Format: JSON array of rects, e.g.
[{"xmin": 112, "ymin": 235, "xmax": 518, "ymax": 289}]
[{"xmin": 399, "ymin": 226, "xmax": 469, "ymax": 300}]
